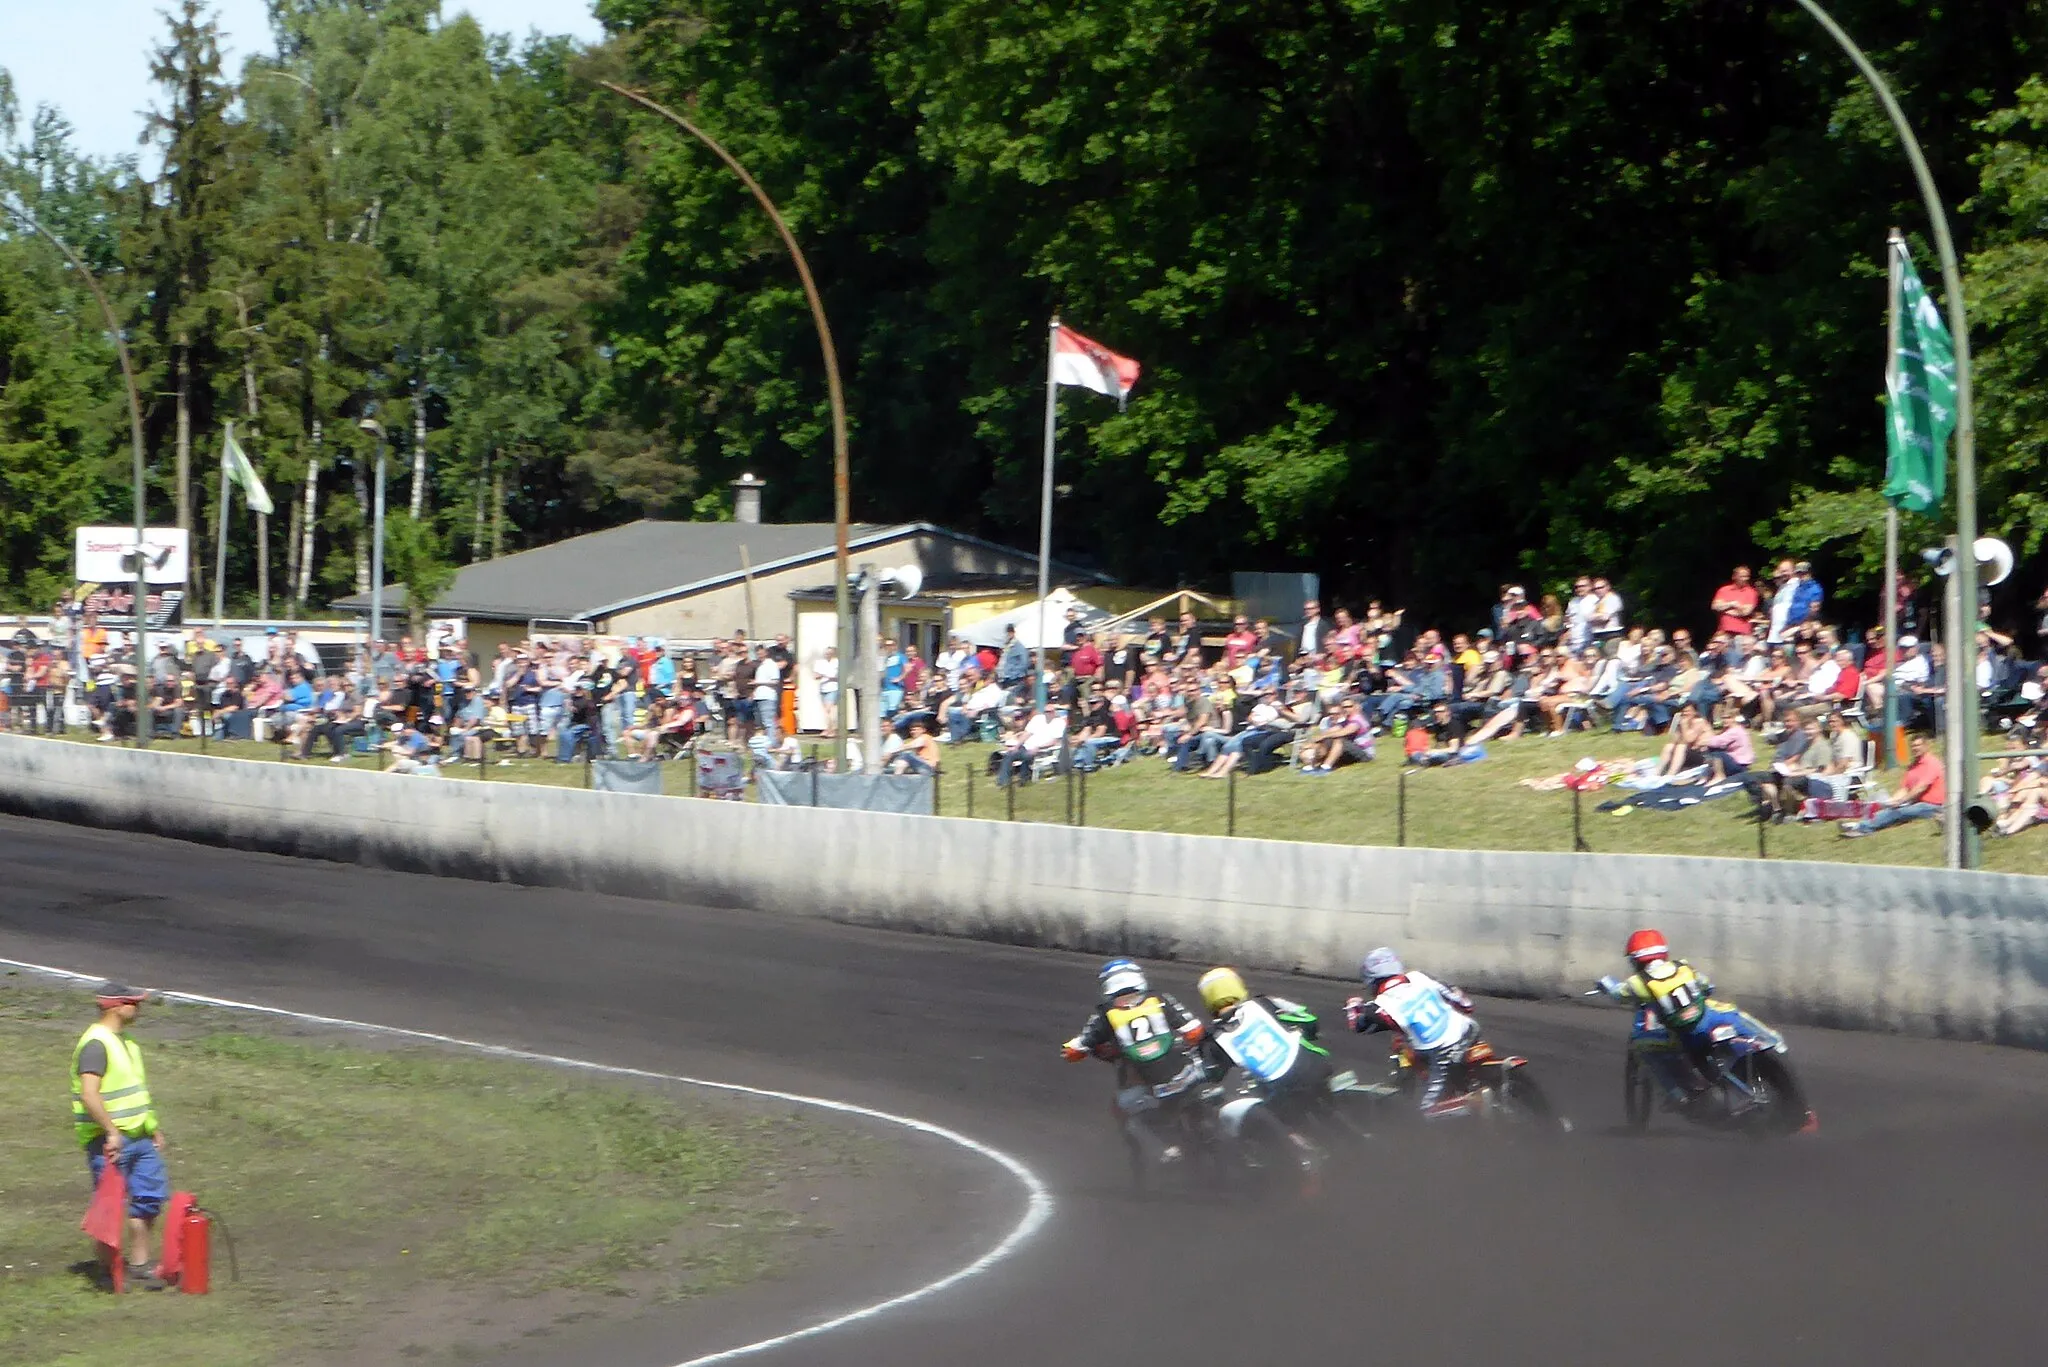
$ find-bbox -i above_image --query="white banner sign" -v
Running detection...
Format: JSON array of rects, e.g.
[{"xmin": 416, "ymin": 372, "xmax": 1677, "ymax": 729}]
[{"xmin": 74, "ymin": 526, "xmax": 190, "ymax": 585}]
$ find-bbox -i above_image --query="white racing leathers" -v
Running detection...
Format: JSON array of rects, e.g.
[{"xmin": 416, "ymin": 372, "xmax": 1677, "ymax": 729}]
[{"xmin": 1370, "ymin": 973, "xmax": 1479, "ymax": 1114}]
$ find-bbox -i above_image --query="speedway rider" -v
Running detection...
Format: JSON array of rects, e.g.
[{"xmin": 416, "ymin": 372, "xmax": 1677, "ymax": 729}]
[
  {"xmin": 1597, "ymin": 928, "xmax": 1720, "ymax": 1090},
  {"xmin": 1345, "ymin": 947, "xmax": 1481, "ymax": 1116},
  {"xmin": 1197, "ymin": 966, "xmax": 1332, "ymax": 1099},
  {"xmin": 1063, "ymin": 959, "xmax": 1215, "ymax": 1164}
]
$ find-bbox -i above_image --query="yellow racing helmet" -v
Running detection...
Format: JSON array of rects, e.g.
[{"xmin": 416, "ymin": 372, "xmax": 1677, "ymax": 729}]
[{"xmin": 1198, "ymin": 966, "xmax": 1250, "ymax": 1016}]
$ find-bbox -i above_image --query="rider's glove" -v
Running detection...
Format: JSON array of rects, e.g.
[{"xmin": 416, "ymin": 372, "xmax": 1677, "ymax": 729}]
[
  {"xmin": 1060, "ymin": 1037, "xmax": 1089, "ymax": 1061},
  {"xmin": 1597, "ymin": 975, "xmax": 1624, "ymax": 999},
  {"xmin": 1344, "ymin": 996, "xmax": 1371, "ymax": 1033},
  {"xmin": 1177, "ymin": 1020, "xmax": 1206, "ymax": 1045}
]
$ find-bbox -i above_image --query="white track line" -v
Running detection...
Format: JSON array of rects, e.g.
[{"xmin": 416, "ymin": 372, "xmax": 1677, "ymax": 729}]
[{"xmin": 2, "ymin": 955, "xmax": 1055, "ymax": 1367}]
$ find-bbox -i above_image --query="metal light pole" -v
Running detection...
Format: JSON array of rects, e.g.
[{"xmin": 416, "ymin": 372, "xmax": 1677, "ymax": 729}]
[
  {"xmin": 598, "ymin": 81, "xmax": 854, "ymax": 771},
  {"xmin": 2, "ymin": 197, "xmax": 152, "ymax": 745},
  {"xmin": 359, "ymin": 418, "xmax": 387, "ymax": 649},
  {"xmin": 1789, "ymin": 0, "xmax": 1979, "ymax": 867}
]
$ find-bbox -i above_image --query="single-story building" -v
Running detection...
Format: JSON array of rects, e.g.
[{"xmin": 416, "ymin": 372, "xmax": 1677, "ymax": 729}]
[{"xmin": 335, "ymin": 510, "xmax": 1146, "ymax": 730}]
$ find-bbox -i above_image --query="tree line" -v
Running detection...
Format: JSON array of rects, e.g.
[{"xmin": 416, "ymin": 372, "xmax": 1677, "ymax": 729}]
[{"xmin": 5, "ymin": 0, "xmax": 2048, "ymax": 630}]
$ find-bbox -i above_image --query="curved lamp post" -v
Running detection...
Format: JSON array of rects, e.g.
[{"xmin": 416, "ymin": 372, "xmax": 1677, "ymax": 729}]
[
  {"xmin": 1790, "ymin": 0, "xmax": 1979, "ymax": 867},
  {"xmin": 2, "ymin": 197, "xmax": 153, "ymax": 746},
  {"xmin": 598, "ymin": 81, "xmax": 855, "ymax": 771}
]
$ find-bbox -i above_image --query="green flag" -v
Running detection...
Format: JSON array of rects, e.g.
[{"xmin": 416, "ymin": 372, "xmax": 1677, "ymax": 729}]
[
  {"xmin": 222, "ymin": 423, "xmax": 274, "ymax": 516},
  {"xmin": 1882, "ymin": 247, "xmax": 1953, "ymax": 513}
]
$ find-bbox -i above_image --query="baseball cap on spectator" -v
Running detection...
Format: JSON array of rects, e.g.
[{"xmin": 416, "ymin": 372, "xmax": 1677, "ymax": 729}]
[
  {"xmin": 96, "ymin": 982, "xmax": 149, "ymax": 1007},
  {"xmin": 265, "ymin": 626, "xmax": 280, "ymax": 635},
  {"xmin": 1900, "ymin": 635, "xmax": 1919, "ymax": 647},
  {"xmin": 1506, "ymin": 586, "xmax": 1526, "ymax": 599}
]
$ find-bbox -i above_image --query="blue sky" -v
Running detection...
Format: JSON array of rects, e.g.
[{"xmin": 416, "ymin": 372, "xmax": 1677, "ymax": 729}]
[{"xmin": 2, "ymin": 1, "xmax": 606, "ymax": 166}]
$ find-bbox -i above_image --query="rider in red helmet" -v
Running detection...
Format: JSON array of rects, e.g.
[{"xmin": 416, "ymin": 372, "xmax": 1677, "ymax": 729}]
[{"xmin": 1602, "ymin": 929, "xmax": 1720, "ymax": 1089}]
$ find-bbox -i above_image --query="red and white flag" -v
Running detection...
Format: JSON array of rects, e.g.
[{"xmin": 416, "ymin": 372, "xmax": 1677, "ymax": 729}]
[{"xmin": 1052, "ymin": 324, "xmax": 1140, "ymax": 408}]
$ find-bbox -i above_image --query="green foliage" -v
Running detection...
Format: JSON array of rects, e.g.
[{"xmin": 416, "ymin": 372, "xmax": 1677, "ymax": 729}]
[{"xmin": 7, "ymin": 0, "xmax": 2048, "ymax": 629}]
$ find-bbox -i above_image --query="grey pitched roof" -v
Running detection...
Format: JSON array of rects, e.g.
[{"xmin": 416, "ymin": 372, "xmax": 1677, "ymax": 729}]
[{"xmin": 336, "ymin": 520, "xmax": 891, "ymax": 622}]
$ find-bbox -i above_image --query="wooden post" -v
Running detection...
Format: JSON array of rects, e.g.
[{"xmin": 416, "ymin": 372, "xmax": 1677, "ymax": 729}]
[
  {"xmin": 1397, "ymin": 769, "xmax": 1407, "ymax": 847},
  {"xmin": 1227, "ymin": 769, "xmax": 1238, "ymax": 837}
]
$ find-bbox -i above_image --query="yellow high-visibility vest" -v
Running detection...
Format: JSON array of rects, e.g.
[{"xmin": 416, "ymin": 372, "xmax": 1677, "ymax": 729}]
[{"xmin": 71, "ymin": 1023, "xmax": 156, "ymax": 1147}]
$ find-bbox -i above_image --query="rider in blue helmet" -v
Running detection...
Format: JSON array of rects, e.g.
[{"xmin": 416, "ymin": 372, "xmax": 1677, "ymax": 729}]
[{"xmin": 1345, "ymin": 947, "xmax": 1480, "ymax": 1117}]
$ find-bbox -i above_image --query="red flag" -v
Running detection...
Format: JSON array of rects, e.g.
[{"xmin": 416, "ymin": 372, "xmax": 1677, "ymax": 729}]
[
  {"xmin": 1052, "ymin": 325, "xmax": 1140, "ymax": 408},
  {"xmin": 84, "ymin": 1159, "xmax": 125, "ymax": 1288}
]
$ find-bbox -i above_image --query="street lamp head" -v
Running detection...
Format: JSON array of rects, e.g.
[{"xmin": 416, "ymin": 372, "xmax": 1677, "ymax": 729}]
[{"xmin": 357, "ymin": 418, "xmax": 385, "ymax": 438}]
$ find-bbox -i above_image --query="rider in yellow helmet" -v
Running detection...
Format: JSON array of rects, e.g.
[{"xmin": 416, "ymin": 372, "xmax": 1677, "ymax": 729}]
[{"xmin": 1196, "ymin": 966, "xmax": 1332, "ymax": 1096}]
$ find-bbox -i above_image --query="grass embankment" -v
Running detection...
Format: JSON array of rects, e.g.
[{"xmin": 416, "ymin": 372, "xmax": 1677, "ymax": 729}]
[
  {"xmin": 26, "ymin": 728, "xmax": 2044, "ymax": 873},
  {"xmin": 0, "ymin": 980, "xmax": 859, "ymax": 1367}
]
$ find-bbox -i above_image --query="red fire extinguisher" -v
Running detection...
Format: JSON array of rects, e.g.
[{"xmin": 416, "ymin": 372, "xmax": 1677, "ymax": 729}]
[{"xmin": 180, "ymin": 1205, "xmax": 212, "ymax": 1295}]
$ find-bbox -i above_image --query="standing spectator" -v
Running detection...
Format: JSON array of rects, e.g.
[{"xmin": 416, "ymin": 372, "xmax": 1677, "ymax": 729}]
[
  {"xmin": 1712, "ymin": 566, "xmax": 1761, "ymax": 638},
  {"xmin": 1588, "ymin": 576, "xmax": 1624, "ymax": 650},
  {"xmin": 879, "ymin": 636, "xmax": 907, "ymax": 717},
  {"xmin": 752, "ymin": 646, "xmax": 783, "ymax": 742},
  {"xmin": 73, "ymin": 983, "xmax": 171, "ymax": 1292},
  {"xmin": 1565, "ymin": 576, "xmax": 1599, "ymax": 654},
  {"xmin": 1069, "ymin": 633, "xmax": 1103, "ymax": 684},
  {"xmin": 1223, "ymin": 615, "xmax": 1258, "ymax": 667},
  {"xmin": 935, "ymin": 635, "xmax": 973, "ymax": 689},
  {"xmin": 1172, "ymin": 610, "xmax": 1203, "ymax": 664},
  {"xmin": 997, "ymin": 626, "xmax": 1030, "ymax": 690},
  {"xmin": 1297, "ymin": 598, "xmax": 1328, "ymax": 656},
  {"xmin": 1062, "ymin": 607, "xmax": 1087, "ymax": 646},
  {"xmin": 1841, "ymin": 734, "xmax": 1945, "ymax": 838}
]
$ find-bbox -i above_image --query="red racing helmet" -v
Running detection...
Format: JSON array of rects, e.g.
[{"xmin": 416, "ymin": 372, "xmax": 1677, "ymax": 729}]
[{"xmin": 1625, "ymin": 929, "xmax": 1670, "ymax": 967}]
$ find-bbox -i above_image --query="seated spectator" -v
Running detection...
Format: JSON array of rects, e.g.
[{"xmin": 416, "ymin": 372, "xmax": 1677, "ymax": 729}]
[
  {"xmin": 1841, "ymin": 734, "xmax": 1944, "ymax": 838},
  {"xmin": 1697, "ymin": 704, "xmax": 1755, "ymax": 780},
  {"xmin": 383, "ymin": 723, "xmax": 442, "ymax": 775},
  {"xmin": 1410, "ymin": 700, "xmax": 1473, "ymax": 766},
  {"xmin": 885, "ymin": 720, "xmax": 943, "ymax": 776},
  {"xmin": 554, "ymin": 684, "xmax": 603, "ymax": 762},
  {"xmin": 1653, "ymin": 703, "xmax": 1713, "ymax": 779},
  {"xmin": 948, "ymin": 674, "xmax": 1008, "ymax": 743},
  {"xmin": 1902, "ymin": 643, "xmax": 1948, "ymax": 733},
  {"xmin": 1299, "ymin": 697, "xmax": 1373, "ymax": 773},
  {"xmin": 1754, "ymin": 713, "xmax": 1826, "ymax": 821},
  {"xmin": 1199, "ymin": 691, "xmax": 1298, "ymax": 778}
]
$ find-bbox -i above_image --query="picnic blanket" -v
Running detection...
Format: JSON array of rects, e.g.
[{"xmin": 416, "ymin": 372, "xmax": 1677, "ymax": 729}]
[
  {"xmin": 1798, "ymin": 797, "xmax": 1885, "ymax": 823},
  {"xmin": 1521, "ymin": 758, "xmax": 1636, "ymax": 792},
  {"xmin": 1598, "ymin": 776, "xmax": 1752, "ymax": 813}
]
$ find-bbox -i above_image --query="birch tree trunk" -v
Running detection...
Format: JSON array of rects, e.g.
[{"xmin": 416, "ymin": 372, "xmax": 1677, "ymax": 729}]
[
  {"xmin": 176, "ymin": 331, "xmax": 199, "ymax": 603},
  {"xmin": 410, "ymin": 373, "xmax": 428, "ymax": 518}
]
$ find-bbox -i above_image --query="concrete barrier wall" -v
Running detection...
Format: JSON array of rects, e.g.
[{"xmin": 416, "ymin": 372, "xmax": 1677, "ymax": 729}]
[{"xmin": 5, "ymin": 734, "xmax": 2047, "ymax": 1047}]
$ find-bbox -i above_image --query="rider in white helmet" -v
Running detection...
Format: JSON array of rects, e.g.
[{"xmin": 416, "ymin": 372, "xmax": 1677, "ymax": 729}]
[{"xmin": 1345, "ymin": 947, "xmax": 1480, "ymax": 1117}]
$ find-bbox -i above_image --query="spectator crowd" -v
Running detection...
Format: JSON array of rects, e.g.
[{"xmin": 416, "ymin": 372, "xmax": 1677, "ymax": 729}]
[{"xmin": 5, "ymin": 560, "xmax": 2047, "ymax": 841}]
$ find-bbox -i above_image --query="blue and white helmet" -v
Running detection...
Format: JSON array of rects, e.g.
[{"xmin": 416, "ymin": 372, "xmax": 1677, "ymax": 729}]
[
  {"xmin": 1360, "ymin": 947, "xmax": 1405, "ymax": 984},
  {"xmin": 1099, "ymin": 958, "xmax": 1149, "ymax": 1001}
]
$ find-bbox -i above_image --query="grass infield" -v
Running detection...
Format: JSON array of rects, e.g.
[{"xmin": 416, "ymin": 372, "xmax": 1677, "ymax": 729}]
[{"xmin": 0, "ymin": 980, "xmax": 867, "ymax": 1367}]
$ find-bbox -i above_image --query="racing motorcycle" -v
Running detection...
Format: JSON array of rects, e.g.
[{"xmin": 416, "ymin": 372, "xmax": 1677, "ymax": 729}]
[
  {"xmin": 1593, "ymin": 980, "xmax": 1813, "ymax": 1138},
  {"xmin": 1074, "ymin": 1022, "xmax": 1321, "ymax": 1192},
  {"xmin": 1206, "ymin": 996, "xmax": 1393, "ymax": 1146},
  {"xmin": 1384, "ymin": 1033, "xmax": 1567, "ymax": 1133}
]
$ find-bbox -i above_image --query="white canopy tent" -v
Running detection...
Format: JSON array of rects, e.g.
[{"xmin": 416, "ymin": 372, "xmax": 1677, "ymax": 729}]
[{"xmin": 957, "ymin": 587, "xmax": 1114, "ymax": 649}]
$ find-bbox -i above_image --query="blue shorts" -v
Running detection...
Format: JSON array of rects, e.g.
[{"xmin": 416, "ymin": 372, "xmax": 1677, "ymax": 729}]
[{"xmin": 86, "ymin": 1134, "xmax": 168, "ymax": 1220}]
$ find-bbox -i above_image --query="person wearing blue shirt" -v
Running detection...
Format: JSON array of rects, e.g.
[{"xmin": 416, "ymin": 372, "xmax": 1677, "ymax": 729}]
[
  {"xmin": 880, "ymin": 638, "xmax": 907, "ymax": 717},
  {"xmin": 283, "ymin": 672, "xmax": 314, "ymax": 715}
]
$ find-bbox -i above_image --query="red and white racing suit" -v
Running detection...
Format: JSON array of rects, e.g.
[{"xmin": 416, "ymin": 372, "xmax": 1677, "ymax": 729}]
[{"xmin": 1349, "ymin": 972, "xmax": 1480, "ymax": 1114}]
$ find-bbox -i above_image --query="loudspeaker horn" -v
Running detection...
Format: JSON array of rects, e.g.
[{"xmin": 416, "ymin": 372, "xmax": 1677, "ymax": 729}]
[
  {"xmin": 1975, "ymin": 536, "xmax": 2015, "ymax": 587},
  {"xmin": 878, "ymin": 564, "xmax": 924, "ymax": 599}
]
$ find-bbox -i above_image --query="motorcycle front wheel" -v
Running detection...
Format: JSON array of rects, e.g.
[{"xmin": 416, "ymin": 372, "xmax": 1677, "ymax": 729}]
[
  {"xmin": 1492, "ymin": 1065, "xmax": 1567, "ymax": 1135},
  {"xmin": 1735, "ymin": 1051, "xmax": 1809, "ymax": 1139}
]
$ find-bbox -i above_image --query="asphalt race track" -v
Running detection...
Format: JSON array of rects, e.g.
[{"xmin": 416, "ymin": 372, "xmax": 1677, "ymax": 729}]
[{"xmin": 6, "ymin": 813, "xmax": 2048, "ymax": 1366}]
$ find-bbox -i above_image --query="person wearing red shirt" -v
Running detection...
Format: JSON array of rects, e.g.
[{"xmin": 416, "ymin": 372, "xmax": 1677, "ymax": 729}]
[
  {"xmin": 1842, "ymin": 733, "xmax": 1946, "ymax": 837},
  {"xmin": 1712, "ymin": 565, "xmax": 1760, "ymax": 638},
  {"xmin": 1069, "ymin": 634, "xmax": 1103, "ymax": 682},
  {"xmin": 1827, "ymin": 647, "xmax": 1862, "ymax": 703},
  {"xmin": 1223, "ymin": 616, "xmax": 1258, "ymax": 668}
]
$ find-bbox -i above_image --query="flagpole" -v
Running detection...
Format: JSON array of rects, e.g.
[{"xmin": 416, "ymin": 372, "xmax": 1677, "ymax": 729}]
[
  {"xmin": 1788, "ymin": 0, "xmax": 1977, "ymax": 867},
  {"xmin": 1034, "ymin": 317, "xmax": 1058, "ymax": 712},
  {"xmin": 213, "ymin": 422, "xmax": 233, "ymax": 632},
  {"xmin": 1880, "ymin": 232, "xmax": 1902, "ymax": 771}
]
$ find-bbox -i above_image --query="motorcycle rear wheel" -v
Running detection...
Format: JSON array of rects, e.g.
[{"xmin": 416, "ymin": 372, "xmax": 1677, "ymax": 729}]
[{"xmin": 1623, "ymin": 1052, "xmax": 1655, "ymax": 1131}]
